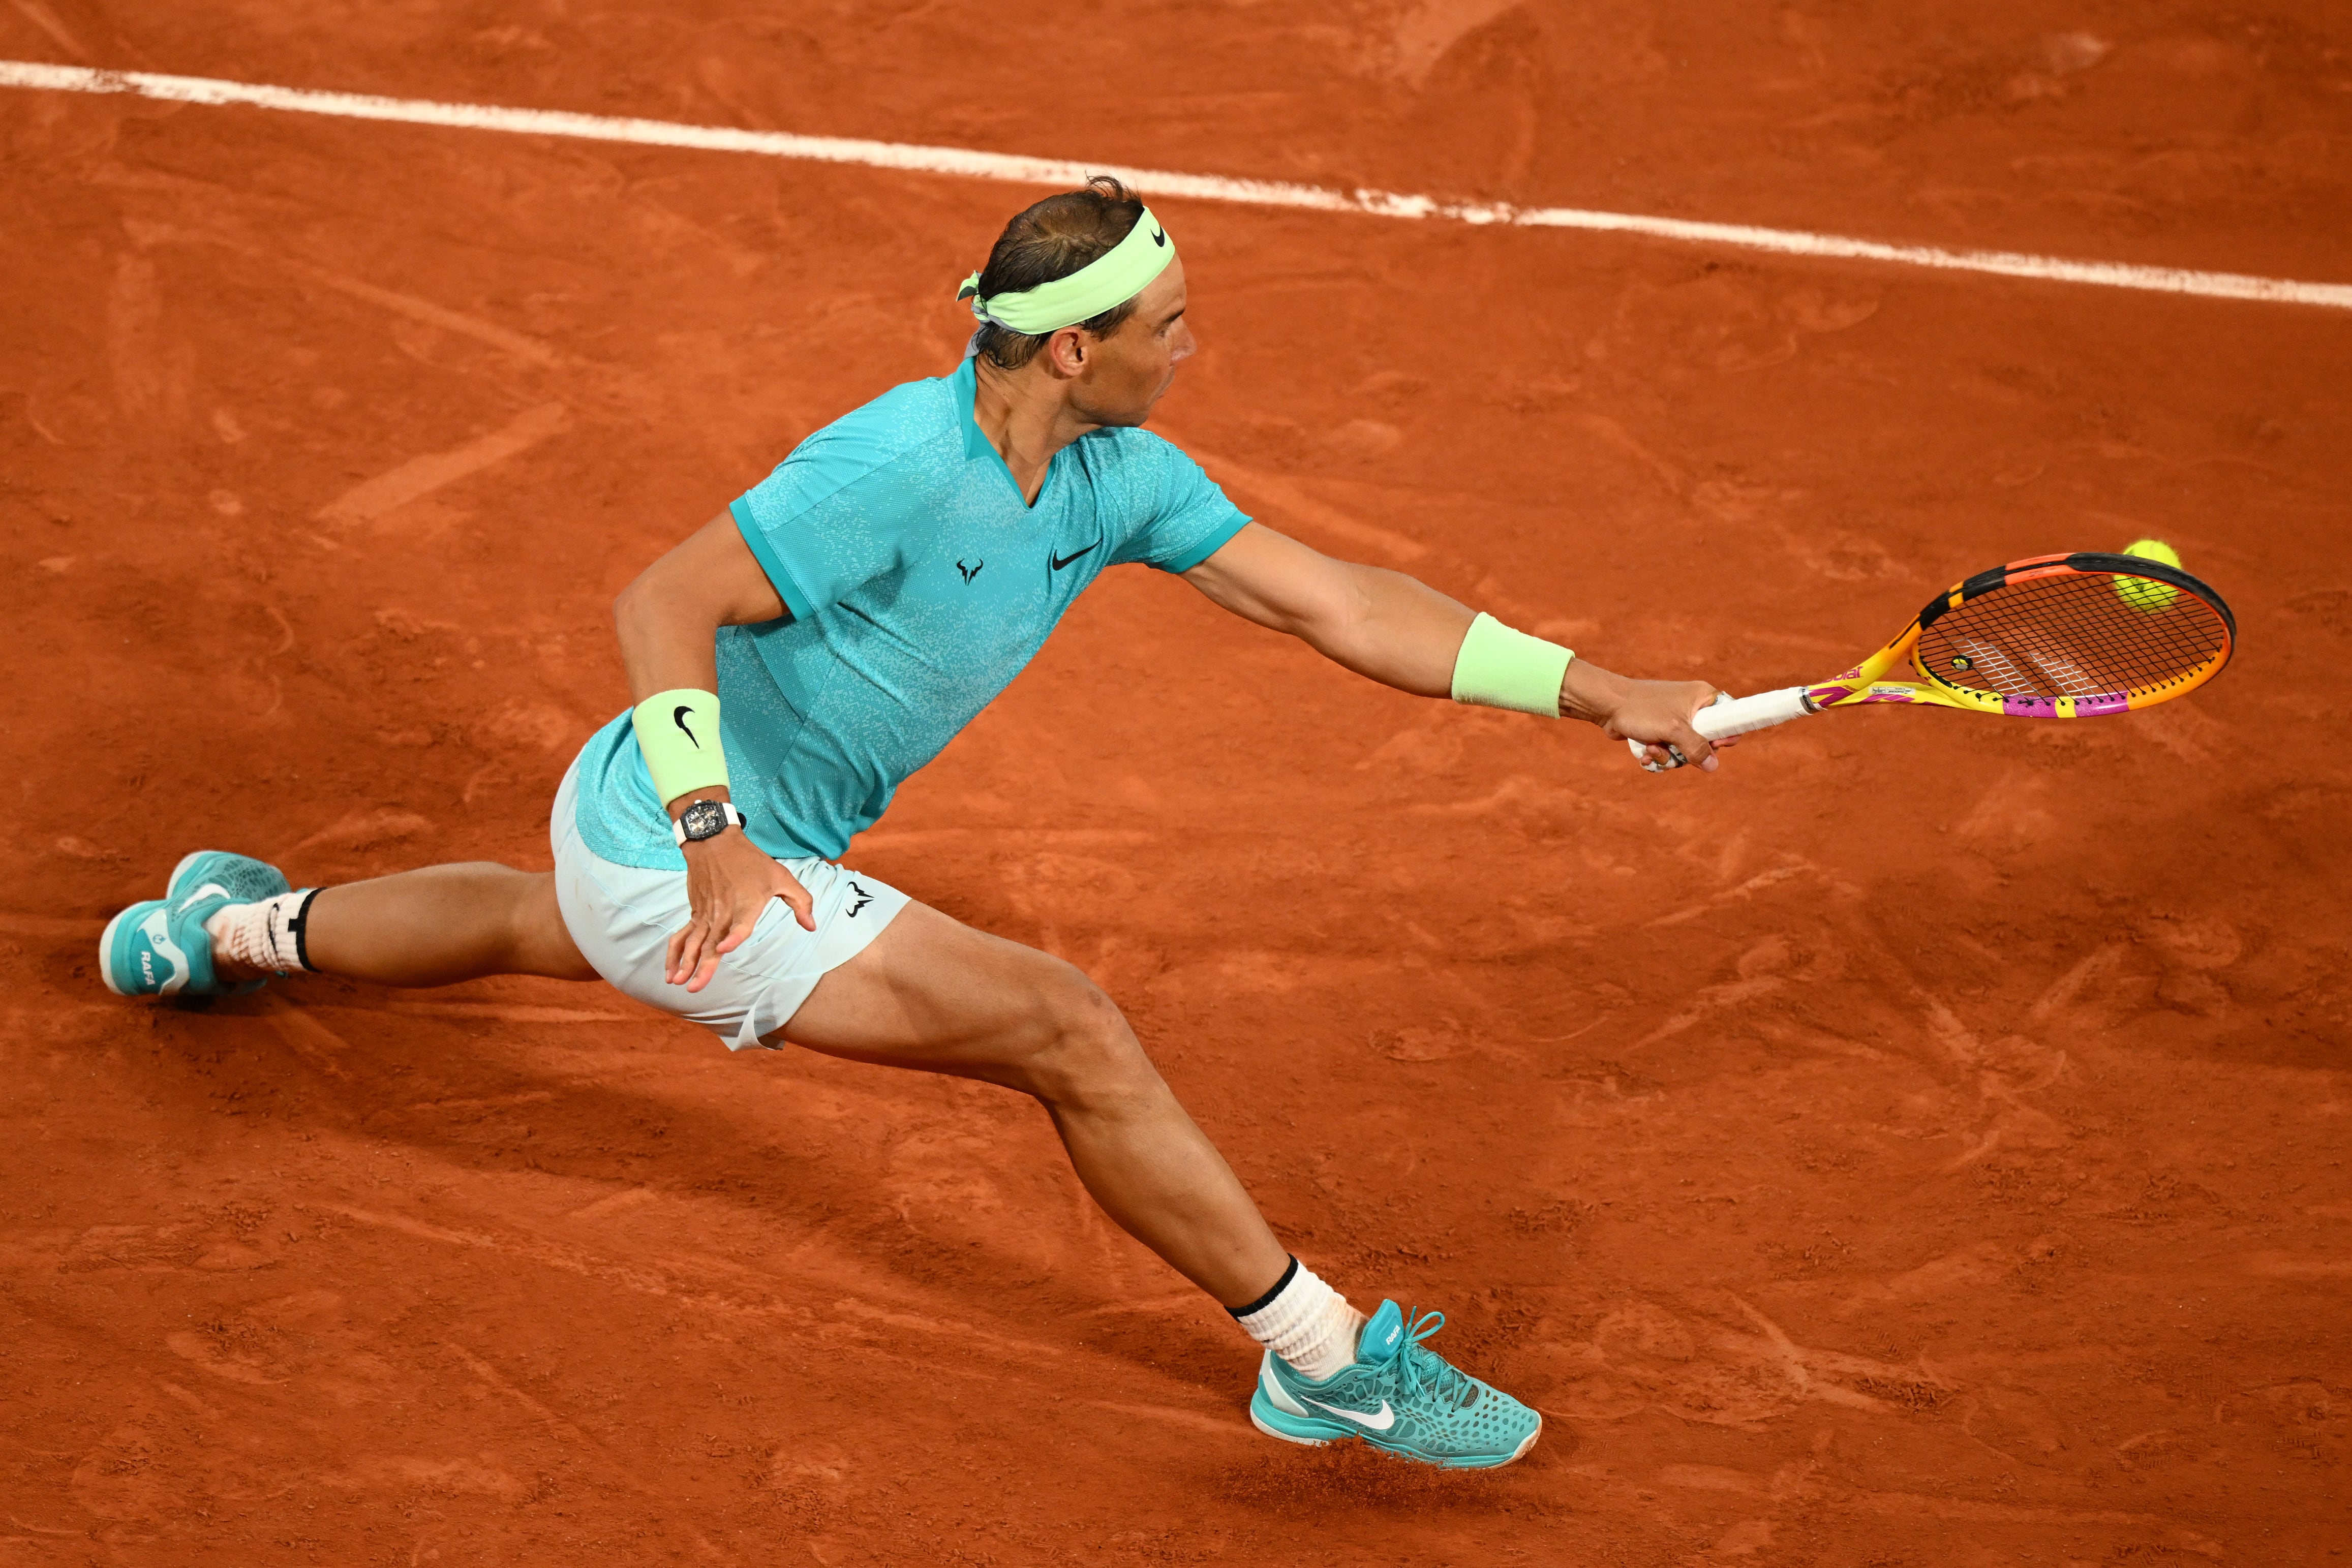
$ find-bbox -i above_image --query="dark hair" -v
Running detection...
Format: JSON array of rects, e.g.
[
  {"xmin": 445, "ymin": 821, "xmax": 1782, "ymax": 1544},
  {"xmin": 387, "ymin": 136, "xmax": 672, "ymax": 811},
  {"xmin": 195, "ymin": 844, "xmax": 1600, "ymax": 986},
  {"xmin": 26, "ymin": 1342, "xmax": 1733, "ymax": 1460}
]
[{"xmin": 970, "ymin": 175, "xmax": 1148, "ymax": 371}]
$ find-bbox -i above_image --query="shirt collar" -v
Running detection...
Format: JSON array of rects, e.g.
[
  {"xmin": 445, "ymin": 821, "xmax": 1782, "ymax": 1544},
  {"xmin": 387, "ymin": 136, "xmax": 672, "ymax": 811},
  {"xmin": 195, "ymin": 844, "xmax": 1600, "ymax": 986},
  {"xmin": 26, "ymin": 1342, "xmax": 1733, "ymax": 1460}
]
[
  {"xmin": 952, "ymin": 353, "xmax": 994, "ymax": 465},
  {"xmin": 953, "ymin": 352, "xmax": 1060, "ymax": 509}
]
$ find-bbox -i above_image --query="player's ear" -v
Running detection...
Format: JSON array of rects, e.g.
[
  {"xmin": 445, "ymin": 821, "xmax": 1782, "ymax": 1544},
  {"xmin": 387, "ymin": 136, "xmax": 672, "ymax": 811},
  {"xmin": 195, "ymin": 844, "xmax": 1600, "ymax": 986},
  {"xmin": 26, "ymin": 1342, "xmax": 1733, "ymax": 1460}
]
[{"xmin": 1044, "ymin": 325, "xmax": 1088, "ymax": 379}]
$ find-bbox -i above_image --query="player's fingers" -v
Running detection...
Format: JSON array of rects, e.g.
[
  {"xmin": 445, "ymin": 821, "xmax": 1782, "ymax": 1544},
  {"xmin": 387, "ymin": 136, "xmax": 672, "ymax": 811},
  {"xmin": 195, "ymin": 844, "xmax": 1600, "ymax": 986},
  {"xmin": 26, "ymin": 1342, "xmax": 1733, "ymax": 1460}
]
[
  {"xmin": 713, "ymin": 895, "xmax": 769, "ymax": 957},
  {"xmin": 1665, "ymin": 720, "xmax": 1718, "ymax": 773},
  {"xmin": 670, "ymin": 913, "xmax": 715, "ymax": 986},
  {"xmin": 678, "ymin": 909, "xmax": 722, "ymax": 991},
  {"xmin": 777, "ymin": 872, "xmax": 816, "ymax": 932},
  {"xmin": 1702, "ymin": 688, "xmax": 1738, "ymax": 748},
  {"xmin": 1641, "ymin": 742, "xmax": 1683, "ymax": 770}
]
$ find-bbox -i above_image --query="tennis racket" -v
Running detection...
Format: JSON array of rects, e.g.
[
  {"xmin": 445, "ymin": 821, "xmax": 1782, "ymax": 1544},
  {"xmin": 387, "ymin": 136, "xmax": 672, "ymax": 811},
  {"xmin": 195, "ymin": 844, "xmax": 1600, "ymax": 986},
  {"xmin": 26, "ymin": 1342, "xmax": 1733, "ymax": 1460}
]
[{"xmin": 1635, "ymin": 550, "xmax": 2236, "ymax": 771}]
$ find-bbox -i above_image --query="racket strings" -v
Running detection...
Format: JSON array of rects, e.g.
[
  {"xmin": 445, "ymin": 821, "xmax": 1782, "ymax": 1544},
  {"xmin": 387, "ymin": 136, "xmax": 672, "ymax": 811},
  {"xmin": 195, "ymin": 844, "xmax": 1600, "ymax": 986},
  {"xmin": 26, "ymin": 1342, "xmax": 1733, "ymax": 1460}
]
[{"xmin": 1917, "ymin": 569, "xmax": 2228, "ymax": 701}]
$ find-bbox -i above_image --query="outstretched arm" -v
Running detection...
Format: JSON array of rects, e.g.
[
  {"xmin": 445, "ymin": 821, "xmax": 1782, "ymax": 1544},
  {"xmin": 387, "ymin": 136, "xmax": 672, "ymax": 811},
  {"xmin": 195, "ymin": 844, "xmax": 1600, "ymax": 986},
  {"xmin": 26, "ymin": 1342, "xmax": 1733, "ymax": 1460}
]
[{"xmin": 1180, "ymin": 521, "xmax": 1727, "ymax": 770}]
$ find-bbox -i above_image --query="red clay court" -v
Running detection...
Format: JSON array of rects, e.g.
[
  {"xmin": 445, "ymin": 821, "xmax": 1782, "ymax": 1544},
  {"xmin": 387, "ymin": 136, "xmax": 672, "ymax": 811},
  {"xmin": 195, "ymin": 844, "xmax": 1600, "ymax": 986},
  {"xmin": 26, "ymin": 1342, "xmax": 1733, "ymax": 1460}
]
[{"xmin": 4, "ymin": 3, "xmax": 2349, "ymax": 1563}]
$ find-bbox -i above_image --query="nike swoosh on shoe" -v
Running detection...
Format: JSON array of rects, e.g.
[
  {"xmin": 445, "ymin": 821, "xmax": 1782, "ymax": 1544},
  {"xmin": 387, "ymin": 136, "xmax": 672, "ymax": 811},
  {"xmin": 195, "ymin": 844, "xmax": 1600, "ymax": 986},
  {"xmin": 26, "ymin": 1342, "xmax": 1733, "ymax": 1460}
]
[{"xmin": 1304, "ymin": 1397, "xmax": 1395, "ymax": 1431}]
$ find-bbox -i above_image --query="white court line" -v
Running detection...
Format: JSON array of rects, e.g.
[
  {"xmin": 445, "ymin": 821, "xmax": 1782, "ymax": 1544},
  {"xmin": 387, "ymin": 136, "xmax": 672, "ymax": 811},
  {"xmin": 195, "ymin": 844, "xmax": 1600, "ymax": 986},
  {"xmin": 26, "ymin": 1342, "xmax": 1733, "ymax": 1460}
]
[{"xmin": 6, "ymin": 58, "xmax": 2349, "ymax": 312}]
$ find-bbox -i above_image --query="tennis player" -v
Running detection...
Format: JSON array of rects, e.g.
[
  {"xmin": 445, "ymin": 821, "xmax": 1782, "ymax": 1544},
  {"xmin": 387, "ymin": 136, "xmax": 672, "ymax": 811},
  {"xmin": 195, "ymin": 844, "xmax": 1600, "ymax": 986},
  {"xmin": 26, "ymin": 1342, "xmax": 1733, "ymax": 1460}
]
[{"xmin": 100, "ymin": 178, "xmax": 1726, "ymax": 1469}]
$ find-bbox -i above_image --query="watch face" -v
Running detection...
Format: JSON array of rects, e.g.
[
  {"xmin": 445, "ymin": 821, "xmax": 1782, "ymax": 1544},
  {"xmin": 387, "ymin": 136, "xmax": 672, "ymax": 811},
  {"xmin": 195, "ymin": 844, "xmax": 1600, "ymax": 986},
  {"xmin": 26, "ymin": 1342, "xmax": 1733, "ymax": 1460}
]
[{"xmin": 682, "ymin": 801, "xmax": 726, "ymax": 840}]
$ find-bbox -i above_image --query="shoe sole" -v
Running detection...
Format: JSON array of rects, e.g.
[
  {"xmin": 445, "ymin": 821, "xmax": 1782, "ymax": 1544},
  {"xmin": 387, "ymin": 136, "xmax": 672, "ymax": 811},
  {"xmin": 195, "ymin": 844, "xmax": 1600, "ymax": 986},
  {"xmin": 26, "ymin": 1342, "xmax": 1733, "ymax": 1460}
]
[
  {"xmin": 1249, "ymin": 1404, "xmax": 1336, "ymax": 1449},
  {"xmin": 1249, "ymin": 1402, "xmax": 1541, "ymax": 1469},
  {"xmin": 97, "ymin": 902, "xmax": 138, "ymax": 996}
]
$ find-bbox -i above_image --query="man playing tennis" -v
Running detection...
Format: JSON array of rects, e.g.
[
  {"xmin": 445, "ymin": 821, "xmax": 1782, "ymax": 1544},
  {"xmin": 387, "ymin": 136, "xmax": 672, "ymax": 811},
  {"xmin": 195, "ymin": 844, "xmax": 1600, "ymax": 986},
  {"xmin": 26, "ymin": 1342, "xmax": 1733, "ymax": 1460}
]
[{"xmin": 100, "ymin": 178, "xmax": 1726, "ymax": 1470}]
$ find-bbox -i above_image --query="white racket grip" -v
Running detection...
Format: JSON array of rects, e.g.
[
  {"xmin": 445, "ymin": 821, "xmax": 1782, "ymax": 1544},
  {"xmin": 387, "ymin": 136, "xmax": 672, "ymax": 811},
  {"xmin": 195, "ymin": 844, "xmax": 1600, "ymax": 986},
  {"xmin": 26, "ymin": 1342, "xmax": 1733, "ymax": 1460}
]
[
  {"xmin": 1694, "ymin": 686, "xmax": 1814, "ymax": 740},
  {"xmin": 1627, "ymin": 686, "xmax": 1815, "ymax": 771}
]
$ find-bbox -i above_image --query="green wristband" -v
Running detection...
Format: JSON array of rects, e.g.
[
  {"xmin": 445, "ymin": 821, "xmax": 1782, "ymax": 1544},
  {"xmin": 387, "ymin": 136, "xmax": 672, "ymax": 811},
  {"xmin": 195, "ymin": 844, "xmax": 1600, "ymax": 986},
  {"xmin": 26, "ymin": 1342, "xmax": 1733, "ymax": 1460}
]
[
  {"xmin": 1450, "ymin": 613, "xmax": 1574, "ymax": 718},
  {"xmin": 631, "ymin": 688, "xmax": 729, "ymax": 805}
]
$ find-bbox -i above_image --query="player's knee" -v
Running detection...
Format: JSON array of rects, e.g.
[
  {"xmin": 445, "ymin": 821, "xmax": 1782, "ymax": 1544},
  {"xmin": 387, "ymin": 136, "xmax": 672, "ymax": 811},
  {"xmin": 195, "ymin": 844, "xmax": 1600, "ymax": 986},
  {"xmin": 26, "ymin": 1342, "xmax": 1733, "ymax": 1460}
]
[{"xmin": 1021, "ymin": 970, "xmax": 1158, "ymax": 1112}]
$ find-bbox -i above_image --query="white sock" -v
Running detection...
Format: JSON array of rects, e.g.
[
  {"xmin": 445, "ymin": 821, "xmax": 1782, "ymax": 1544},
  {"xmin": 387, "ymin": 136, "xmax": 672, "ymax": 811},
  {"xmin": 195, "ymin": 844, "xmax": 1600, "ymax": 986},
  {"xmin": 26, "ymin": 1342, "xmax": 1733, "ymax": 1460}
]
[
  {"xmin": 1230, "ymin": 1256, "xmax": 1365, "ymax": 1383},
  {"xmin": 205, "ymin": 888, "xmax": 322, "ymax": 975}
]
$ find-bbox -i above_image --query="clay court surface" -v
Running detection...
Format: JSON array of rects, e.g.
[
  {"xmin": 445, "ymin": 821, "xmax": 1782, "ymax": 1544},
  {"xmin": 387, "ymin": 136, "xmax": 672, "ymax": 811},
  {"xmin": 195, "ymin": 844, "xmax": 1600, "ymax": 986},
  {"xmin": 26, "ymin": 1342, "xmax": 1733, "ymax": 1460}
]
[{"xmin": 5, "ymin": 3, "xmax": 2351, "ymax": 1562}]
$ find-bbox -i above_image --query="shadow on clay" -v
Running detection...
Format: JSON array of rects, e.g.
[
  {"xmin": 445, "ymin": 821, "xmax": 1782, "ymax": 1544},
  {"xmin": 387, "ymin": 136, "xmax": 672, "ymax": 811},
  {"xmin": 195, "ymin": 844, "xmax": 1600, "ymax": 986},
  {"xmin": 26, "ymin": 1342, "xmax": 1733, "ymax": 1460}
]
[{"xmin": 136, "ymin": 979, "xmax": 1245, "ymax": 1390}]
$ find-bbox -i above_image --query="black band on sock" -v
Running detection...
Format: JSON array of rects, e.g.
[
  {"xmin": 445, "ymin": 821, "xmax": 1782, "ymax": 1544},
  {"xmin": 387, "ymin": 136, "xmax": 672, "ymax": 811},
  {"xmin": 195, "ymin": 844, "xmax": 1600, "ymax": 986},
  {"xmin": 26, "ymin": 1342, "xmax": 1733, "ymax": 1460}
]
[
  {"xmin": 1227, "ymin": 1253, "xmax": 1298, "ymax": 1319},
  {"xmin": 286, "ymin": 887, "xmax": 323, "ymax": 973}
]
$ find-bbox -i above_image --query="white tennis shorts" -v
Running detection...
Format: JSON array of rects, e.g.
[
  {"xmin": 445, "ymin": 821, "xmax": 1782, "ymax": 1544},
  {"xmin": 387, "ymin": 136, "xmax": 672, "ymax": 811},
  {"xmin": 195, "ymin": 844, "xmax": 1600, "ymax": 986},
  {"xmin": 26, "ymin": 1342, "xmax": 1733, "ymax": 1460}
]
[{"xmin": 550, "ymin": 760, "xmax": 909, "ymax": 1050}]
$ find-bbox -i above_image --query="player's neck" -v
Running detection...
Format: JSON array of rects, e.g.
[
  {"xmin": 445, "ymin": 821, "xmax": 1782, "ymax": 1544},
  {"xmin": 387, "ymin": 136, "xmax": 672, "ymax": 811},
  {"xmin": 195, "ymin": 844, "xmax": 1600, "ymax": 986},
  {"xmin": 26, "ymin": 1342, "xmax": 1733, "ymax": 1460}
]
[{"xmin": 970, "ymin": 358, "xmax": 1099, "ymax": 506}]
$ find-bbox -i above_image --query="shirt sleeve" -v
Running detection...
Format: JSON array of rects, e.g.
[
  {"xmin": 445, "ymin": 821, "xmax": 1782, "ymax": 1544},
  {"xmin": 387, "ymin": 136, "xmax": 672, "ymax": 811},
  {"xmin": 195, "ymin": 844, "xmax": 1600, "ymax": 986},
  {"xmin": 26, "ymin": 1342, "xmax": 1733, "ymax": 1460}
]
[
  {"xmin": 1107, "ymin": 434, "xmax": 1253, "ymax": 574},
  {"xmin": 730, "ymin": 428, "xmax": 931, "ymax": 621}
]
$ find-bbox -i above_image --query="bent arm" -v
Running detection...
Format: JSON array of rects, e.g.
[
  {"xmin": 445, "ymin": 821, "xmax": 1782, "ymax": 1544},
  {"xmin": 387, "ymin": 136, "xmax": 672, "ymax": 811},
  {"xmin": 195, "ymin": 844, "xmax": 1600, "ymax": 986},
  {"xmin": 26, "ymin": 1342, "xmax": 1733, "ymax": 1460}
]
[
  {"xmin": 613, "ymin": 510, "xmax": 813, "ymax": 975},
  {"xmin": 1180, "ymin": 521, "xmax": 1726, "ymax": 765},
  {"xmin": 613, "ymin": 510, "xmax": 788, "ymax": 708}
]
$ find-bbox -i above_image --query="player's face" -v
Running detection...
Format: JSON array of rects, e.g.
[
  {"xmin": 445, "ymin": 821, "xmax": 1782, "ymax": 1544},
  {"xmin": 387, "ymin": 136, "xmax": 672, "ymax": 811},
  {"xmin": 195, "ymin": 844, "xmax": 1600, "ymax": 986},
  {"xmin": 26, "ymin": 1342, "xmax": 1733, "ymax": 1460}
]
[{"xmin": 1072, "ymin": 259, "xmax": 1193, "ymax": 428}]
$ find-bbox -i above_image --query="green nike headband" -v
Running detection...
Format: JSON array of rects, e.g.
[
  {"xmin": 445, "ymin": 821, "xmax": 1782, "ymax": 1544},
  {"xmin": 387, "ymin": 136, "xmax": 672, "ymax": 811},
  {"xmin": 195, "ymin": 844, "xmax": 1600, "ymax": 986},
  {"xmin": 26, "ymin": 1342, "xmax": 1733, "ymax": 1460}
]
[{"xmin": 958, "ymin": 206, "xmax": 1175, "ymax": 335}]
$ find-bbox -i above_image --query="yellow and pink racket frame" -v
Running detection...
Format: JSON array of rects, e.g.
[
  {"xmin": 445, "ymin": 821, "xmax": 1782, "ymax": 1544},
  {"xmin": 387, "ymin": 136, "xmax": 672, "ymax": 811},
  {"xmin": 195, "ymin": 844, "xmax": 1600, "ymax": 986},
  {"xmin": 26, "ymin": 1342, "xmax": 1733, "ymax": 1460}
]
[
  {"xmin": 1634, "ymin": 549, "xmax": 2236, "ymax": 768},
  {"xmin": 1800, "ymin": 550, "xmax": 2237, "ymax": 720}
]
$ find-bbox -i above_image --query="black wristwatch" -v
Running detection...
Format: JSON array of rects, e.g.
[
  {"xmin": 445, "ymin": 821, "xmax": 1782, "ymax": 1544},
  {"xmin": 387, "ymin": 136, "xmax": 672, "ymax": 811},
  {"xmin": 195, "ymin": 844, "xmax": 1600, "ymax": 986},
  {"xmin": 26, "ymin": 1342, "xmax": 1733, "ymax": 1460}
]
[{"xmin": 673, "ymin": 800, "xmax": 744, "ymax": 846}]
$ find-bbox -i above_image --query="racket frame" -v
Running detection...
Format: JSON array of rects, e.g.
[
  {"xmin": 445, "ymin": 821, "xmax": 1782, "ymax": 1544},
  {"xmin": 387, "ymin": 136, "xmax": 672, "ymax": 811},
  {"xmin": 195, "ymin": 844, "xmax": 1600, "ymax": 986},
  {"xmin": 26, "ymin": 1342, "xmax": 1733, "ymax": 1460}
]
[
  {"xmin": 1642, "ymin": 550, "xmax": 2237, "ymax": 767},
  {"xmin": 1793, "ymin": 551, "xmax": 2237, "ymax": 719}
]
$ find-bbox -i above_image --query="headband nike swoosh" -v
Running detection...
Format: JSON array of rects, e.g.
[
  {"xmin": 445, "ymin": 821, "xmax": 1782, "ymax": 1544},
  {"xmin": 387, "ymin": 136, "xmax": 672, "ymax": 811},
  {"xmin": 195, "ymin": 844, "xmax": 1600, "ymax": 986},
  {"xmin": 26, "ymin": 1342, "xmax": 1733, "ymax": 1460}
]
[{"xmin": 958, "ymin": 206, "xmax": 1175, "ymax": 335}]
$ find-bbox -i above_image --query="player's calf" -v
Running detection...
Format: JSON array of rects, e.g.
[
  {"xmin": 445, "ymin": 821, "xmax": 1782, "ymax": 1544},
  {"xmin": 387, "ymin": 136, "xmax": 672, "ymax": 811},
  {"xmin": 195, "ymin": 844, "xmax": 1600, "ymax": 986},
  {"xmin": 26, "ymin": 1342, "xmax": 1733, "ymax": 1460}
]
[{"xmin": 295, "ymin": 865, "xmax": 597, "ymax": 985}]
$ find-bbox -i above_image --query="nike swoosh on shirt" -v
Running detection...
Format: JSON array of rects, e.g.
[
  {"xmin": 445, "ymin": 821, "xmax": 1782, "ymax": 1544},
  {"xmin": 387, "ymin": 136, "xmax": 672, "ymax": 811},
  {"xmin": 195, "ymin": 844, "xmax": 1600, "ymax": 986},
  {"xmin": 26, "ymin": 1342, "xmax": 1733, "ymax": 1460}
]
[
  {"xmin": 1304, "ymin": 1397, "xmax": 1396, "ymax": 1431},
  {"xmin": 1050, "ymin": 539, "xmax": 1099, "ymax": 572}
]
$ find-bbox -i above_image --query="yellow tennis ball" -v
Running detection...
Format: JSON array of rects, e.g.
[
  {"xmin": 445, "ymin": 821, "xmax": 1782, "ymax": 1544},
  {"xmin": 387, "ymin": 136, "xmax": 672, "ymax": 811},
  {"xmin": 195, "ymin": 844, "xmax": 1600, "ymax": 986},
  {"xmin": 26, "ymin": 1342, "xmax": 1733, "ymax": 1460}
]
[{"xmin": 2115, "ymin": 537, "xmax": 2181, "ymax": 611}]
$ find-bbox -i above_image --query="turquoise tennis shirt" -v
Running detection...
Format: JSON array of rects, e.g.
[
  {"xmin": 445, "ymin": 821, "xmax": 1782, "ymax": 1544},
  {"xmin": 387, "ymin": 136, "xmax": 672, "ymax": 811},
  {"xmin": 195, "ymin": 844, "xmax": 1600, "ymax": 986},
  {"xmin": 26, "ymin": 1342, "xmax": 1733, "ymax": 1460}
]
[{"xmin": 570, "ymin": 353, "xmax": 1251, "ymax": 870}]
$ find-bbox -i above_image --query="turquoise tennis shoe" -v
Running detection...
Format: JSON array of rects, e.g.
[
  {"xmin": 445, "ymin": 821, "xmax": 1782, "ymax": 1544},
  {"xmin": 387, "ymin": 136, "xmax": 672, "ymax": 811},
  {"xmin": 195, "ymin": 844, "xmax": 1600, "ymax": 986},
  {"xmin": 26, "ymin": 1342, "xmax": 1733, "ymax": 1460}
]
[
  {"xmin": 1249, "ymin": 1298, "xmax": 1541, "ymax": 1468},
  {"xmin": 99, "ymin": 850, "xmax": 290, "ymax": 999}
]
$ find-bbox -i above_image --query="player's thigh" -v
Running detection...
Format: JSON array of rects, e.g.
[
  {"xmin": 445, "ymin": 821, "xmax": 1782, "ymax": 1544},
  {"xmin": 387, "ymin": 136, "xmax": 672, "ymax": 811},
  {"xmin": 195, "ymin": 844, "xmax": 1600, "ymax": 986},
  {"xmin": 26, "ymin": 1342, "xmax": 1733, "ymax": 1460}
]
[
  {"xmin": 780, "ymin": 901, "xmax": 1113, "ymax": 1084},
  {"xmin": 515, "ymin": 870, "xmax": 598, "ymax": 980}
]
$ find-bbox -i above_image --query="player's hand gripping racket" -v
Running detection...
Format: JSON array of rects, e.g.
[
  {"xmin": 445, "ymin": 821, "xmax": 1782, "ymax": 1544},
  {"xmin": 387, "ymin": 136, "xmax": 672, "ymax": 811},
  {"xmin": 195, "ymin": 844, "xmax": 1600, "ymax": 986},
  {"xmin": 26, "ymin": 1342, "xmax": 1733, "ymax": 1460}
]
[{"xmin": 1635, "ymin": 550, "xmax": 2236, "ymax": 771}]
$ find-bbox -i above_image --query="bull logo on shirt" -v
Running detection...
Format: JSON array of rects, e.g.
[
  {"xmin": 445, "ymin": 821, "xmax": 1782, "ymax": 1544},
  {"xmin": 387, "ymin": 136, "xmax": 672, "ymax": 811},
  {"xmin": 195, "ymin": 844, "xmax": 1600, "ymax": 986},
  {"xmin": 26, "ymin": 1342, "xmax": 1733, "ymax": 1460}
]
[{"xmin": 955, "ymin": 559, "xmax": 984, "ymax": 584}]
